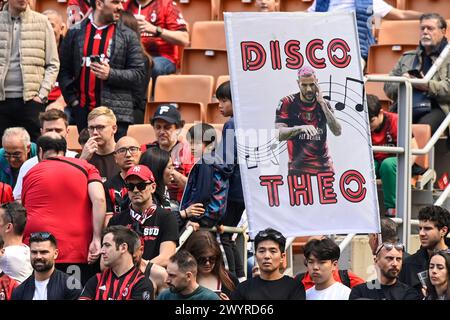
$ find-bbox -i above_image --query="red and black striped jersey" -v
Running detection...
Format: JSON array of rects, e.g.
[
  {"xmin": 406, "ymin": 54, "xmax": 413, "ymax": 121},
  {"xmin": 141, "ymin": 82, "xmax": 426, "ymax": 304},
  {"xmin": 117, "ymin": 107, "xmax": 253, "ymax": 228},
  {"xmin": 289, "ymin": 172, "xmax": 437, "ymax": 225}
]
[
  {"xmin": 275, "ymin": 93, "xmax": 333, "ymax": 174},
  {"xmin": 79, "ymin": 266, "xmax": 153, "ymax": 300},
  {"xmin": 79, "ymin": 20, "xmax": 116, "ymax": 110},
  {"xmin": 124, "ymin": 0, "xmax": 187, "ymax": 65}
]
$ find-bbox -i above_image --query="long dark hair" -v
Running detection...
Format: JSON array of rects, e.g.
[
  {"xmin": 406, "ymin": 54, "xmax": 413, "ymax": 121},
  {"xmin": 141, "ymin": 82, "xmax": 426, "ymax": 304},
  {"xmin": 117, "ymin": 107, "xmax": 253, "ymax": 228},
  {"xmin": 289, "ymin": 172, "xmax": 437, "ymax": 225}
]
[
  {"xmin": 139, "ymin": 147, "xmax": 171, "ymax": 205},
  {"xmin": 183, "ymin": 231, "xmax": 235, "ymax": 292},
  {"xmin": 425, "ymin": 251, "xmax": 450, "ymax": 300}
]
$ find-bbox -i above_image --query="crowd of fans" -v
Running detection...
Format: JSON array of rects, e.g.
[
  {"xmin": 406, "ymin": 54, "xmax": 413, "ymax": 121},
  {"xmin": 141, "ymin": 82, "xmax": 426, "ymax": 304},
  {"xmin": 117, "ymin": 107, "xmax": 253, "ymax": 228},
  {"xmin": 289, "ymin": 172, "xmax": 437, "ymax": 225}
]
[{"xmin": 0, "ymin": 0, "xmax": 448, "ymax": 301}]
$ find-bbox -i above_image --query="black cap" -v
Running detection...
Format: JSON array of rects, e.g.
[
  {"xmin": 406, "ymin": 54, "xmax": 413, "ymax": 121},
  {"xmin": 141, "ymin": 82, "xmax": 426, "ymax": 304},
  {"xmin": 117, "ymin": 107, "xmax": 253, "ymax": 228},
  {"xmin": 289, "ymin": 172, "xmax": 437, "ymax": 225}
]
[{"xmin": 151, "ymin": 104, "xmax": 182, "ymax": 126}]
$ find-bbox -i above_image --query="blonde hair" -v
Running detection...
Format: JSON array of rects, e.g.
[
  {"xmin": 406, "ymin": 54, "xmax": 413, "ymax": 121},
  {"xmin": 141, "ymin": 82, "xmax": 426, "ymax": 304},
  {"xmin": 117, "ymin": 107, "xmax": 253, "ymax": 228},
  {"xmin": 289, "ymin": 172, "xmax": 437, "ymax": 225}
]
[
  {"xmin": 87, "ymin": 106, "xmax": 117, "ymax": 124},
  {"xmin": 2, "ymin": 127, "xmax": 31, "ymax": 147}
]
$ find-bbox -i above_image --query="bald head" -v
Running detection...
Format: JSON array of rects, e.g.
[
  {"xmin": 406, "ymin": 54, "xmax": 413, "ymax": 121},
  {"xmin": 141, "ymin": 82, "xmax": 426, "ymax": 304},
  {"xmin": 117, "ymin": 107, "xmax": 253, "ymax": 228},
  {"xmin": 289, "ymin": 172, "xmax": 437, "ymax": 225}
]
[{"xmin": 114, "ymin": 136, "xmax": 142, "ymax": 172}]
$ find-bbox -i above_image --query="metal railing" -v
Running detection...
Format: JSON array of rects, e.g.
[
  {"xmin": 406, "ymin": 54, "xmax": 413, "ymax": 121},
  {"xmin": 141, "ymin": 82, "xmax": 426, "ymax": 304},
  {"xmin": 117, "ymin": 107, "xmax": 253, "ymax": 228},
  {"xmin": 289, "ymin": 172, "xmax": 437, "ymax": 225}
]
[{"xmin": 366, "ymin": 43, "xmax": 450, "ymax": 252}]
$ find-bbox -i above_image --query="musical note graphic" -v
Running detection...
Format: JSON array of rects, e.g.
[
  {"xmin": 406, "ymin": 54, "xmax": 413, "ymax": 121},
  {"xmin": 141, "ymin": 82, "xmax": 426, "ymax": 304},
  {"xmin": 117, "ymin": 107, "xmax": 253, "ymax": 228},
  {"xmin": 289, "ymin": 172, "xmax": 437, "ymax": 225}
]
[
  {"xmin": 335, "ymin": 77, "xmax": 365, "ymax": 112},
  {"xmin": 237, "ymin": 138, "xmax": 287, "ymax": 169},
  {"xmin": 323, "ymin": 74, "xmax": 332, "ymax": 101}
]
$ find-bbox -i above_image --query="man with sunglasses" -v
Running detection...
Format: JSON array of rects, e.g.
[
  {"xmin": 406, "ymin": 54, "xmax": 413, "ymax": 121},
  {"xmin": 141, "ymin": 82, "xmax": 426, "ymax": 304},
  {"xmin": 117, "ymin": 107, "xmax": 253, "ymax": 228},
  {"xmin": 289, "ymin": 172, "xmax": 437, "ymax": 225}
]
[
  {"xmin": 12, "ymin": 232, "xmax": 81, "ymax": 300},
  {"xmin": 399, "ymin": 205, "xmax": 450, "ymax": 296},
  {"xmin": 231, "ymin": 228, "xmax": 305, "ymax": 300},
  {"xmin": 350, "ymin": 242, "xmax": 420, "ymax": 300},
  {"xmin": 108, "ymin": 165, "xmax": 178, "ymax": 268},
  {"xmin": 22, "ymin": 133, "xmax": 106, "ymax": 285},
  {"xmin": 103, "ymin": 136, "xmax": 142, "ymax": 227}
]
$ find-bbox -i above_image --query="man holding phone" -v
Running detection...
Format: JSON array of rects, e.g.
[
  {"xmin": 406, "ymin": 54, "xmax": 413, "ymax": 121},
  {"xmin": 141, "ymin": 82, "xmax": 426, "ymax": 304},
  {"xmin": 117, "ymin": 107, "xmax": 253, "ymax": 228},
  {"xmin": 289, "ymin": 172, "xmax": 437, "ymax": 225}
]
[
  {"xmin": 60, "ymin": 0, "xmax": 147, "ymax": 140},
  {"xmin": 384, "ymin": 13, "xmax": 449, "ymax": 134}
]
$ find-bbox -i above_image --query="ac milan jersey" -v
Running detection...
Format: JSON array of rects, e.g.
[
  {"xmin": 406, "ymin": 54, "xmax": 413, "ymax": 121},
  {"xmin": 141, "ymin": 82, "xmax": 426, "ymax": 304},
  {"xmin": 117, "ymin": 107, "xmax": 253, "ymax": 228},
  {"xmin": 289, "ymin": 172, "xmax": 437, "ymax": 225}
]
[
  {"xmin": 79, "ymin": 267, "xmax": 153, "ymax": 300},
  {"xmin": 124, "ymin": 0, "xmax": 187, "ymax": 64},
  {"xmin": 108, "ymin": 205, "xmax": 179, "ymax": 260},
  {"xmin": 371, "ymin": 111, "xmax": 398, "ymax": 162},
  {"xmin": 104, "ymin": 173, "xmax": 129, "ymax": 216},
  {"xmin": 275, "ymin": 93, "xmax": 333, "ymax": 174},
  {"xmin": 79, "ymin": 21, "xmax": 116, "ymax": 110}
]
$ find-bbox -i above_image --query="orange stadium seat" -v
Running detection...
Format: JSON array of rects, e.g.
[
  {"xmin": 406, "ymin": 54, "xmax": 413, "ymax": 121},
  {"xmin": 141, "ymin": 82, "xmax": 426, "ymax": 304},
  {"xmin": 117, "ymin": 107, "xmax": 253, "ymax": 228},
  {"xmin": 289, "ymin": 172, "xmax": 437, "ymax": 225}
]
[
  {"xmin": 377, "ymin": 20, "xmax": 420, "ymax": 45},
  {"xmin": 144, "ymin": 75, "xmax": 215, "ymax": 123},
  {"xmin": 35, "ymin": 0, "xmax": 67, "ymax": 20},
  {"xmin": 175, "ymin": 0, "xmax": 219, "ymax": 26},
  {"xmin": 365, "ymin": 81, "xmax": 392, "ymax": 111},
  {"xmin": 181, "ymin": 21, "xmax": 229, "ymax": 81},
  {"xmin": 127, "ymin": 124, "xmax": 156, "ymax": 146},
  {"xmin": 404, "ymin": 0, "xmax": 450, "ymax": 19},
  {"xmin": 279, "ymin": 0, "xmax": 313, "ymax": 12},
  {"xmin": 366, "ymin": 44, "xmax": 417, "ymax": 74},
  {"xmin": 67, "ymin": 126, "xmax": 82, "ymax": 152},
  {"xmin": 219, "ymin": 0, "xmax": 258, "ymax": 19},
  {"xmin": 215, "ymin": 75, "xmax": 230, "ymax": 89}
]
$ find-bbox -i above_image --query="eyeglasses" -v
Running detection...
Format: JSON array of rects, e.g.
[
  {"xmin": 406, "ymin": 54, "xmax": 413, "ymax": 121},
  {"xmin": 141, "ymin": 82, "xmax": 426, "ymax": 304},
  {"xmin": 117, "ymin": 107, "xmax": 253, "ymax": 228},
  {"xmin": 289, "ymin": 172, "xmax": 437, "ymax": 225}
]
[
  {"xmin": 198, "ymin": 256, "xmax": 217, "ymax": 265},
  {"xmin": 126, "ymin": 182, "xmax": 153, "ymax": 192},
  {"xmin": 115, "ymin": 146, "xmax": 140, "ymax": 156},
  {"xmin": 4, "ymin": 151, "xmax": 23, "ymax": 159},
  {"xmin": 375, "ymin": 242, "xmax": 404, "ymax": 256},
  {"xmin": 87, "ymin": 125, "xmax": 108, "ymax": 132},
  {"xmin": 30, "ymin": 232, "xmax": 53, "ymax": 241}
]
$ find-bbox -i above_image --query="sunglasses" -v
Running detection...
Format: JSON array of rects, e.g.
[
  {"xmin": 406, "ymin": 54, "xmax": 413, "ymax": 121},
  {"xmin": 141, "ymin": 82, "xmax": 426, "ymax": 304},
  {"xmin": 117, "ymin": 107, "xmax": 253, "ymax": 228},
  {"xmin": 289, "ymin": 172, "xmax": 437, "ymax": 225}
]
[
  {"xmin": 375, "ymin": 242, "xmax": 404, "ymax": 256},
  {"xmin": 30, "ymin": 232, "xmax": 53, "ymax": 241},
  {"xmin": 256, "ymin": 230, "xmax": 284, "ymax": 240},
  {"xmin": 126, "ymin": 182, "xmax": 153, "ymax": 192},
  {"xmin": 198, "ymin": 256, "xmax": 217, "ymax": 265}
]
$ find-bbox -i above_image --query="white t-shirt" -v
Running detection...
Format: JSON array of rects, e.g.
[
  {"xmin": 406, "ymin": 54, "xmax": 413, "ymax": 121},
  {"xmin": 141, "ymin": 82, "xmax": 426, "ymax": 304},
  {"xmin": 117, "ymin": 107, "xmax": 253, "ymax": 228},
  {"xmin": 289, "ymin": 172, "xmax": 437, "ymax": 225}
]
[
  {"xmin": 33, "ymin": 278, "xmax": 50, "ymax": 300},
  {"xmin": 306, "ymin": 282, "xmax": 351, "ymax": 300},
  {"xmin": 13, "ymin": 150, "xmax": 78, "ymax": 200},
  {"xmin": 0, "ymin": 244, "xmax": 33, "ymax": 283},
  {"xmin": 308, "ymin": 0, "xmax": 392, "ymax": 18}
]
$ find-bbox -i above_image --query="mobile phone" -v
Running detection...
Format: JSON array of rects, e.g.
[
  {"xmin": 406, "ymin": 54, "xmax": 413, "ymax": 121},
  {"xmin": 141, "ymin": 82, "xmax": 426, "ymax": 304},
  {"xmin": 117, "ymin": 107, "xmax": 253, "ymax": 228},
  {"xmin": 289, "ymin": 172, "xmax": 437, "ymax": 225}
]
[
  {"xmin": 407, "ymin": 69, "xmax": 422, "ymax": 78},
  {"xmin": 90, "ymin": 55, "xmax": 101, "ymax": 63}
]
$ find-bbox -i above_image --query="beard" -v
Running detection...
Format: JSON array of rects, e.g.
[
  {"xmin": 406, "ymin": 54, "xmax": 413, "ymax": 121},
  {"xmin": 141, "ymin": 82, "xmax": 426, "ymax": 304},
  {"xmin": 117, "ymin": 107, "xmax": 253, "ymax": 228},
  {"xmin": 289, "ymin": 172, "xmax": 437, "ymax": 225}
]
[
  {"xmin": 32, "ymin": 259, "xmax": 54, "ymax": 273},
  {"xmin": 381, "ymin": 268, "xmax": 399, "ymax": 280}
]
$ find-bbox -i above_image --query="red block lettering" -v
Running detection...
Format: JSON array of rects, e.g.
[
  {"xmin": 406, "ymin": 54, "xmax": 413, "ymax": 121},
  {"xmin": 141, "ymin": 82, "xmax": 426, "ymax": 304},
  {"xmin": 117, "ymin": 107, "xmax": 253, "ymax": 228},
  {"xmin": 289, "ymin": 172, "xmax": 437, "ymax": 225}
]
[
  {"xmin": 317, "ymin": 172, "xmax": 337, "ymax": 204},
  {"xmin": 340, "ymin": 170, "xmax": 366, "ymax": 203},
  {"xmin": 241, "ymin": 41, "xmax": 266, "ymax": 71},
  {"xmin": 259, "ymin": 175, "xmax": 284, "ymax": 207},
  {"xmin": 287, "ymin": 174, "xmax": 314, "ymax": 206}
]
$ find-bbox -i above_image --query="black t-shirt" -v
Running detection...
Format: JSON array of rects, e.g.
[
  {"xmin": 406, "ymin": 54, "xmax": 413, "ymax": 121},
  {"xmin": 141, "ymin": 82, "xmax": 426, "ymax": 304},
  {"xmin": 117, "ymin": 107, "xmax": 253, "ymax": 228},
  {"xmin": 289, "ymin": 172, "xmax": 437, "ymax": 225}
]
[
  {"xmin": 230, "ymin": 275, "xmax": 305, "ymax": 300},
  {"xmin": 89, "ymin": 152, "xmax": 120, "ymax": 183},
  {"xmin": 108, "ymin": 205, "xmax": 179, "ymax": 260},
  {"xmin": 79, "ymin": 266, "xmax": 153, "ymax": 300},
  {"xmin": 104, "ymin": 173, "xmax": 129, "ymax": 215},
  {"xmin": 349, "ymin": 280, "xmax": 421, "ymax": 300}
]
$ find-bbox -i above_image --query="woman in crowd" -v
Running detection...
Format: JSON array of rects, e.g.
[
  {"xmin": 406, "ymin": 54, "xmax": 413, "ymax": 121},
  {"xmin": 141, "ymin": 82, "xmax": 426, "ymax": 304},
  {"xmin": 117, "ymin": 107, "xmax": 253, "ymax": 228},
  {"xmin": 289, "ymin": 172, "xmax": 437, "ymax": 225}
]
[
  {"xmin": 424, "ymin": 251, "xmax": 450, "ymax": 300},
  {"xmin": 183, "ymin": 230, "xmax": 238, "ymax": 300}
]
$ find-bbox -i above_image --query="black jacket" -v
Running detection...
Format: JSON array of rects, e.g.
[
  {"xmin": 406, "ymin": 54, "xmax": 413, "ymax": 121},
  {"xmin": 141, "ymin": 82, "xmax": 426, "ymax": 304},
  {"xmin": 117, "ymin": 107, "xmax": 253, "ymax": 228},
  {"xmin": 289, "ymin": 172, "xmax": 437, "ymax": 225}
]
[
  {"xmin": 11, "ymin": 269, "xmax": 81, "ymax": 300},
  {"xmin": 59, "ymin": 18, "xmax": 146, "ymax": 124}
]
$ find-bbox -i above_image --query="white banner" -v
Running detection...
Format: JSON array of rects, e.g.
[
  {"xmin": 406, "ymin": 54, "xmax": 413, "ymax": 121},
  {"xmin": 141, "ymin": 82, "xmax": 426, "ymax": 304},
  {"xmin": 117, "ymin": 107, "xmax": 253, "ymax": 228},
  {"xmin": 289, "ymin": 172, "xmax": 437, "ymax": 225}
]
[{"xmin": 224, "ymin": 12, "xmax": 380, "ymax": 238}]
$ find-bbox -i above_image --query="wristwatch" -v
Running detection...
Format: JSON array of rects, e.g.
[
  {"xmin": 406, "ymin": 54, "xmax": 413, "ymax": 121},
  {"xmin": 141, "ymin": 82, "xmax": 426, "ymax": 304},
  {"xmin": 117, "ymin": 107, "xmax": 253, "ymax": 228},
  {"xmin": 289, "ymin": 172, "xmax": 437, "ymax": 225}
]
[
  {"xmin": 38, "ymin": 93, "xmax": 48, "ymax": 104},
  {"xmin": 155, "ymin": 26, "xmax": 163, "ymax": 37}
]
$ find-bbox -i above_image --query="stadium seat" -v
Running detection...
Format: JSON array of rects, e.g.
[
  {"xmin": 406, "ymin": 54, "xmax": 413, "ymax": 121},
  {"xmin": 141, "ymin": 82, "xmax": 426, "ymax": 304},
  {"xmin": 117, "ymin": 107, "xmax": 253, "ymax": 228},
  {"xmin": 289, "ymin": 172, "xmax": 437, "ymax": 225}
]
[
  {"xmin": 127, "ymin": 124, "xmax": 156, "ymax": 146},
  {"xmin": 404, "ymin": 0, "xmax": 450, "ymax": 19},
  {"xmin": 366, "ymin": 44, "xmax": 417, "ymax": 74},
  {"xmin": 181, "ymin": 22, "xmax": 229, "ymax": 81},
  {"xmin": 377, "ymin": 20, "xmax": 420, "ymax": 45},
  {"xmin": 365, "ymin": 81, "xmax": 392, "ymax": 111},
  {"xmin": 279, "ymin": 0, "xmax": 313, "ymax": 12},
  {"xmin": 175, "ymin": 0, "xmax": 219, "ymax": 26},
  {"xmin": 190, "ymin": 21, "xmax": 226, "ymax": 50},
  {"xmin": 219, "ymin": 0, "xmax": 258, "ymax": 19},
  {"xmin": 216, "ymin": 75, "xmax": 230, "ymax": 90},
  {"xmin": 67, "ymin": 125, "xmax": 82, "ymax": 152},
  {"xmin": 292, "ymin": 236, "xmax": 310, "ymax": 254},
  {"xmin": 144, "ymin": 75, "xmax": 215, "ymax": 123}
]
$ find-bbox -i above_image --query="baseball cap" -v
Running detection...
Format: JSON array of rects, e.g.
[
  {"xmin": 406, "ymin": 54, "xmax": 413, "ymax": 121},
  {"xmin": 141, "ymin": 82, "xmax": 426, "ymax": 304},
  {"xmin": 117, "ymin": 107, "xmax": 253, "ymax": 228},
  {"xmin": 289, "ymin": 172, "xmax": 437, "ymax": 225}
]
[
  {"xmin": 151, "ymin": 104, "xmax": 182, "ymax": 125},
  {"xmin": 124, "ymin": 165, "xmax": 155, "ymax": 182}
]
